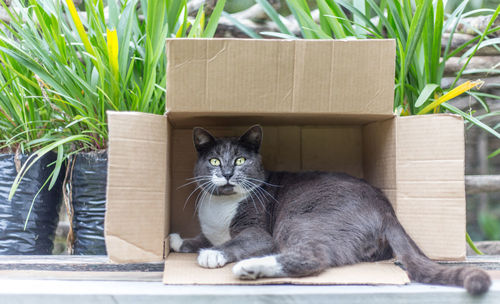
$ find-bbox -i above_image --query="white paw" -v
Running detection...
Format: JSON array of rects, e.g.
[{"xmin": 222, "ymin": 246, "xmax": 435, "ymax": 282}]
[
  {"xmin": 169, "ymin": 233, "xmax": 184, "ymax": 252},
  {"xmin": 233, "ymin": 256, "xmax": 283, "ymax": 280},
  {"xmin": 197, "ymin": 249, "xmax": 227, "ymax": 268}
]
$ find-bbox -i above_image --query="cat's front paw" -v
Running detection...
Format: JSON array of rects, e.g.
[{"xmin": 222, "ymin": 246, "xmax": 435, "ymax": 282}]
[
  {"xmin": 197, "ymin": 249, "xmax": 227, "ymax": 268},
  {"xmin": 233, "ymin": 256, "xmax": 283, "ymax": 280},
  {"xmin": 169, "ymin": 233, "xmax": 184, "ymax": 252}
]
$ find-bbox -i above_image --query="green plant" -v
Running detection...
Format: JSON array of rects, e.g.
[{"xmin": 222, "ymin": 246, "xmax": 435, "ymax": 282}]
[
  {"xmin": 0, "ymin": 45, "xmax": 63, "ymax": 154},
  {"xmin": 478, "ymin": 212, "xmax": 500, "ymax": 240},
  {"xmin": 0, "ymin": 0, "xmax": 226, "ymax": 216},
  {"xmin": 0, "ymin": 27, "xmax": 84, "ymax": 204}
]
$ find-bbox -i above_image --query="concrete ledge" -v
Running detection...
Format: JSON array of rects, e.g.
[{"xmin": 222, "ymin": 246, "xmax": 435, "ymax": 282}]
[
  {"xmin": 0, "ymin": 279, "xmax": 499, "ymax": 304},
  {"xmin": 0, "ymin": 255, "xmax": 499, "ymax": 303}
]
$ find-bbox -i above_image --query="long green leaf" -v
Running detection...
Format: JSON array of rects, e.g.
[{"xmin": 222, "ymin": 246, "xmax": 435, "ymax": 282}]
[
  {"xmin": 317, "ymin": 0, "xmax": 346, "ymax": 38},
  {"xmin": 431, "ymin": 0, "xmax": 444, "ymax": 84},
  {"xmin": 256, "ymin": 0, "xmax": 294, "ymax": 37},
  {"xmin": 8, "ymin": 135, "xmax": 91, "ymax": 200},
  {"xmin": 287, "ymin": 0, "xmax": 331, "ymax": 39},
  {"xmin": 260, "ymin": 32, "xmax": 298, "ymax": 39},
  {"xmin": 403, "ymin": 0, "xmax": 431, "ymax": 86},
  {"xmin": 363, "ymin": 0, "xmax": 398, "ymax": 39},
  {"xmin": 222, "ymin": 12, "xmax": 262, "ymax": 39},
  {"xmin": 415, "ymin": 84, "xmax": 439, "ymax": 107},
  {"xmin": 489, "ymin": 147, "xmax": 500, "ymax": 159},
  {"xmin": 323, "ymin": 0, "xmax": 356, "ymax": 35},
  {"xmin": 286, "ymin": 0, "xmax": 313, "ymax": 38},
  {"xmin": 451, "ymin": 5, "xmax": 500, "ymax": 88},
  {"xmin": 467, "ymin": 232, "xmax": 484, "ymax": 255},
  {"xmin": 352, "ymin": 0, "xmax": 366, "ymax": 36},
  {"xmin": 188, "ymin": 5, "xmax": 205, "ymax": 38},
  {"xmin": 167, "ymin": 0, "xmax": 186, "ymax": 35},
  {"xmin": 48, "ymin": 144, "xmax": 63, "ymax": 190},
  {"xmin": 462, "ymin": 37, "xmax": 500, "ymax": 59},
  {"xmin": 24, "ymin": 170, "xmax": 54, "ymax": 230},
  {"xmin": 441, "ymin": 103, "xmax": 500, "ymax": 140},
  {"xmin": 202, "ymin": 0, "xmax": 227, "ymax": 38}
]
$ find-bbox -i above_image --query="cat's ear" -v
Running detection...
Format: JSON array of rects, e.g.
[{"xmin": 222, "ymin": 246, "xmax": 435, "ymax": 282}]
[
  {"xmin": 193, "ymin": 127, "xmax": 216, "ymax": 153},
  {"xmin": 239, "ymin": 125, "xmax": 263, "ymax": 152}
]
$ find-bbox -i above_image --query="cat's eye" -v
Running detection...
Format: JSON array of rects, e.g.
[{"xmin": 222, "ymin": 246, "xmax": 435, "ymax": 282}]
[
  {"xmin": 209, "ymin": 158, "xmax": 221, "ymax": 166},
  {"xmin": 235, "ymin": 157, "xmax": 246, "ymax": 166}
]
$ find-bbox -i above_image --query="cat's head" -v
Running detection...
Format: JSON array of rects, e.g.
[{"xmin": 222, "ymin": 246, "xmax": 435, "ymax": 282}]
[{"xmin": 192, "ymin": 125, "xmax": 265, "ymax": 196}]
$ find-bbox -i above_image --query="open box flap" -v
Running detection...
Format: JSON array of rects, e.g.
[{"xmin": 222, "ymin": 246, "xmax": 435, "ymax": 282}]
[
  {"xmin": 163, "ymin": 253, "xmax": 410, "ymax": 285},
  {"xmin": 165, "ymin": 39, "xmax": 396, "ymax": 119},
  {"xmin": 394, "ymin": 114, "xmax": 466, "ymax": 260},
  {"xmin": 105, "ymin": 111, "xmax": 168, "ymax": 263},
  {"xmin": 363, "ymin": 114, "xmax": 466, "ymax": 261}
]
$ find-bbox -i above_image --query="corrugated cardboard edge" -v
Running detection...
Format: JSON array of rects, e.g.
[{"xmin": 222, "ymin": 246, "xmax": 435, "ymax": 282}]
[
  {"xmin": 166, "ymin": 112, "xmax": 395, "ymax": 128},
  {"xmin": 362, "ymin": 116, "xmax": 397, "ymax": 205},
  {"xmin": 105, "ymin": 111, "xmax": 168, "ymax": 263},
  {"xmin": 395, "ymin": 114, "xmax": 466, "ymax": 261},
  {"xmin": 163, "ymin": 253, "xmax": 410, "ymax": 285}
]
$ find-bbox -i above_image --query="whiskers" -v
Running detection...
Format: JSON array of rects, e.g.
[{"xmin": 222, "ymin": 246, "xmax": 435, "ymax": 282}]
[
  {"xmin": 193, "ymin": 182, "xmax": 217, "ymax": 216},
  {"xmin": 238, "ymin": 177, "xmax": 279, "ymax": 213},
  {"xmin": 177, "ymin": 175, "xmax": 212, "ymax": 190},
  {"xmin": 179, "ymin": 175, "xmax": 214, "ymax": 214},
  {"xmin": 179, "ymin": 175, "xmax": 280, "ymax": 217},
  {"xmin": 243, "ymin": 177, "xmax": 281, "ymax": 188}
]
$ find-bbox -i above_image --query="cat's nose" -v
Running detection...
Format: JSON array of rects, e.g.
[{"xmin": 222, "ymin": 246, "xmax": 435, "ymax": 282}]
[{"xmin": 222, "ymin": 173, "xmax": 232, "ymax": 181}]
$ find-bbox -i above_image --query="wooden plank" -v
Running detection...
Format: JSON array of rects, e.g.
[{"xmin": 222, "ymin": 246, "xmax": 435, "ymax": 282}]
[
  {"xmin": 465, "ymin": 175, "xmax": 500, "ymax": 195},
  {"xmin": 0, "ymin": 262, "xmax": 163, "ymax": 272},
  {"xmin": 0, "ymin": 255, "xmax": 110, "ymax": 264},
  {"xmin": 438, "ymin": 255, "xmax": 500, "ymax": 270},
  {"xmin": 2, "ymin": 255, "xmax": 500, "ymax": 271},
  {"xmin": 0, "ymin": 255, "xmax": 163, "ymax": 272},
  {"xmin": 0, "ymin": 270, "xmax": 162, "ymax": 281}
]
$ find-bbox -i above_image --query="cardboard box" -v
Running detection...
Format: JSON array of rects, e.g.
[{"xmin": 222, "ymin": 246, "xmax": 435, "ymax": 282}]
[{"xmin": 105, "ymin": 39, "xmax": 465, "ymax": 285}]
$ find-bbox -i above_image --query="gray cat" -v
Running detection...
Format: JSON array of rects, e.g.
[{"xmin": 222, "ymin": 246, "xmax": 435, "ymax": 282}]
[{"xmin": 169, "ymin": 125, "xmax": 491, "ymax": 295}]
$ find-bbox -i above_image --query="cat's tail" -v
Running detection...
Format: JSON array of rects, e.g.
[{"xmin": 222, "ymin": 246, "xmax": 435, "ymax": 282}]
[{"xmin": 385, "ymin": 218, "xmax": 491, "ymax": 295}]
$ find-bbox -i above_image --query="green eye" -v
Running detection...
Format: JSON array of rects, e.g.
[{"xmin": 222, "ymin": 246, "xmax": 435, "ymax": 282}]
[
  {"xmin": 235, "ymin": 157, "xmax": 246, "ymax": 166},
  {"xmin": 210, "ymin": 158, "xmax": 221, "ymax": 166}
]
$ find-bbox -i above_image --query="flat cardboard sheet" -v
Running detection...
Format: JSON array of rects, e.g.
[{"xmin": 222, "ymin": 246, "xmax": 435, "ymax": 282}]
[{"xmin": 163, "ymin": 253, "xmax": 410, "ymax": 285}]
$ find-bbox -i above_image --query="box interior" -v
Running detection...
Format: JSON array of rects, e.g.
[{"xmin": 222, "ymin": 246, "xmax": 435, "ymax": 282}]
[
  {"xmin": 168, "ymin": 115, "xmax": 396, "ymax": 238},
  {"xmin": 163, "ymin": 114, "xmax": 412, "ymax": 285},
  {"xmin": 163, "ymin": 113, "xmax": 466, "ymax": 262}
]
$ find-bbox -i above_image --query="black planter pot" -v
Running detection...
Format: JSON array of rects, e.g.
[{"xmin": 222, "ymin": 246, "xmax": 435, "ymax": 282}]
[
  {"xmin": 69, "ymin": 150, "xmax": 107, "ymax": 255},
  {"xmin": 0, "ymin": 152, "xmax": 63, "ymax": 254}
]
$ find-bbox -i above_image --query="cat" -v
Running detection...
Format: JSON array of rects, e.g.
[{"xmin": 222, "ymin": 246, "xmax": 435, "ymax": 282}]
[{"xmin": 169, "ymin": 125, "xmax": 491, "ymax": 295}]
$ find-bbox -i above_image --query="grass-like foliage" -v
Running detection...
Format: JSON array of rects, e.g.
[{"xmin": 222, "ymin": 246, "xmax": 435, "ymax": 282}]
[
  {"xmin": 1, "ymin": 0, "xmax": 226, "ymax": 152},
  {"xmin": 0, "ymin": 0, "xmax": 226, "ymax": 213}
]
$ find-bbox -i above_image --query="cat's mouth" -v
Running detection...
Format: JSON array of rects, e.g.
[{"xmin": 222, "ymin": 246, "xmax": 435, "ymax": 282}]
[{"xmin": 215, "ymin": 184, "xmax": 236, "ymax": 195}]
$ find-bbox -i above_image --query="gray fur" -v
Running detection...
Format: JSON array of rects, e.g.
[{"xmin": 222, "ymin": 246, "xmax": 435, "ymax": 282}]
[{"xmin": 177, "ymin": 125, "xmax": 491, "ymax": 295}]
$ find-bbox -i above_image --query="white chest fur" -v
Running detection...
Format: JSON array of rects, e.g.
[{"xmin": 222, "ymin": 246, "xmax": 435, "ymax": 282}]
[{"xmin": 198, "ymin": 191, "xmax": 247, "ymax": 246}]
